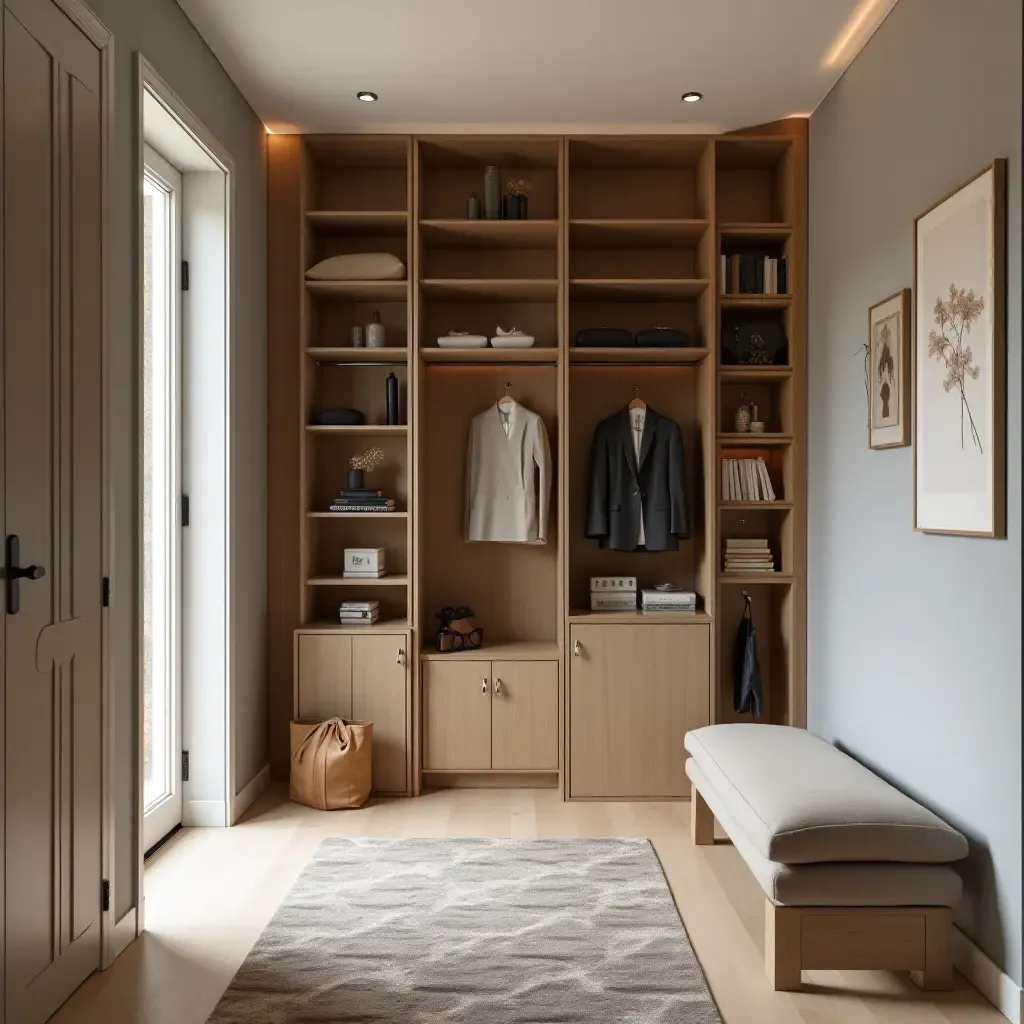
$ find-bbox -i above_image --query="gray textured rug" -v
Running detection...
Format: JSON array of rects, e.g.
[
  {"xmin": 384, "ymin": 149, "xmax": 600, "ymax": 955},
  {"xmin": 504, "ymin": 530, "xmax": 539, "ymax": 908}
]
[{"xmin": 207, "ymin": 837, "xmax": 721, "ymax": 1023}]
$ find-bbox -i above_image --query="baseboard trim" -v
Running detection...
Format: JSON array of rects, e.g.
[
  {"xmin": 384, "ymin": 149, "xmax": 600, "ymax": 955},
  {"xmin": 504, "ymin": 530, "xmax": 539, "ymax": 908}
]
[
  {"xmin": 183, "ymin": 799, "xmax": 228, "ymax": 827},
  {"xmin": 953, "ymin": 926, "xmax": 1022, "ymax": 1022},
  {"xmin": 231, "ymin": 764, "xmax": 271, "ymax": 824}
]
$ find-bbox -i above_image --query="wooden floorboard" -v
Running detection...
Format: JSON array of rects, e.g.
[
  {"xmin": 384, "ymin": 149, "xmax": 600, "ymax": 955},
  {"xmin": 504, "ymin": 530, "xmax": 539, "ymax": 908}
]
[{"xmin": 51, "ymin": 787, "xmax": 1000, "ymax": 1024}]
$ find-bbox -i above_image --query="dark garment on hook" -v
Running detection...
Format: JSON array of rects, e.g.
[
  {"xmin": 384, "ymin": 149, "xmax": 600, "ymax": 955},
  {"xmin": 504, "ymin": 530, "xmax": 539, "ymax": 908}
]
[{"xmin": 734, "ymin": 595, "xmax": 763, "ymax": 718}]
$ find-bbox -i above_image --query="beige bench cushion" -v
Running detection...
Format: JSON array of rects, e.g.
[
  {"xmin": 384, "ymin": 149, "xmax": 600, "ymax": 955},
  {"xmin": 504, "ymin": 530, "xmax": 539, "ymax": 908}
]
[
  {"xmin": 686, "ymin": 760, "xmax": 963, "ymax": 908},
  {"xmin": 684, "ymin": 724, "xmax": 968, "ymax": 865},
  {"xmin": 305, "ymin": 253, "xmax": 406, "ymax": 281}
]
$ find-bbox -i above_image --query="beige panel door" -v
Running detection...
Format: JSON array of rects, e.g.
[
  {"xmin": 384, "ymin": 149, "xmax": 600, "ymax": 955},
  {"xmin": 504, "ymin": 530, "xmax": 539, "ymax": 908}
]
[
  {"xmin": 569, "ymin": 625, "xmax": 710, "ymax": 798},
  {"xmin": 351, "ymin": 634, "xmax": 408, "ymax": 794},
  {"xmin": 491, "ymin": 661, "xmax": 558, "ymax": 770},
  {"xmin": 422, "ymin": 661, "xmax": 491, "ymax": 771},
  {"xmin": 295, "ymin": 635, "xmax": 352, "ymax": 720},
  {"xmin": 3, "ymin": 0, "xmax": 105, "ymax": 1019}
]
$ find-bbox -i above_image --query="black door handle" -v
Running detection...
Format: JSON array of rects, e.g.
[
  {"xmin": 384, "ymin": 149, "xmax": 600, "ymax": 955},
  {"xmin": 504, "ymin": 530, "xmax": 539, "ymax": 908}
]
[{"xmin": 5, "ymin": 535, "xmax": 46, "ymax": 615}]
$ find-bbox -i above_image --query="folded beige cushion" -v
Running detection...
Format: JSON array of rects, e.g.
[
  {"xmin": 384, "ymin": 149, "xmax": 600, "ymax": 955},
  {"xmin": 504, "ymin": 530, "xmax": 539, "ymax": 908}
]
[
  {"xmin": 305, "ymin": 253, "xmax": 406, "ymax": 281},
  {"xmin": 686, "ymin": 760, "xmax": 963, "ymax": 907},
  {"xmin": 684, "ymin": 724, "xmax": 968, "ymax": 865}
]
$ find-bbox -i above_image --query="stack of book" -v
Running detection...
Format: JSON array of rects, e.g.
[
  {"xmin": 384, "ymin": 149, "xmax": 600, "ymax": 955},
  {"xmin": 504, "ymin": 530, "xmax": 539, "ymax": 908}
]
[
  {"xmin": 640, "ymin": 588, "xmax": 697, "ymax": 613},
  {"xmin": 720, "ymin": 253, "xmax": 789, "ymax": 295},
  {"xmin": 339, "ymin": 600, "xmax": 379, "ymax": 626},
  {"xmin": 722, "ymin": 458, "xmax": 777, "ymax": 502},
  {"xmin": 590, "ymin": 576, "xmax": 637, "ymax": 612},
  {"xmin": 329, "ymin": 488, "xmax": 396, "ymax": 513},
  {"xmin": 723, "ymin": 538, "xmax": 775, "ymax": 575}
]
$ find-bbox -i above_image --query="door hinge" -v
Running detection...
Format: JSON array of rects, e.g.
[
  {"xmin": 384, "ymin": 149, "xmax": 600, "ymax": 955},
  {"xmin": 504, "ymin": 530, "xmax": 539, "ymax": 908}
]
[
  {"xmin": 181, "ymin": 494, "xmax": 190, "ymax": 528},
  {"xmin": 102, "ymin": 577, "xmax": 111, "ymax": 607},
  {"xmin": 181, "ymin": 260, "xmax": 190, "ymax": 291},
  {"xmin": 182, "ymin": 750, "xmax": 190, "ymax": 782},
  {"xmin": 101, "ymin": 879, "xmax": 110, "ymax": 913}
]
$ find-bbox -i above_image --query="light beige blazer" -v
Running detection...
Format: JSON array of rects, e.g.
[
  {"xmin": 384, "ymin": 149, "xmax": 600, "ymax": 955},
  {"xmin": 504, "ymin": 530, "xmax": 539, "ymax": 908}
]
[{"xmin": 465, "ymin": 402, "xmax": 552, "ymax": 543}]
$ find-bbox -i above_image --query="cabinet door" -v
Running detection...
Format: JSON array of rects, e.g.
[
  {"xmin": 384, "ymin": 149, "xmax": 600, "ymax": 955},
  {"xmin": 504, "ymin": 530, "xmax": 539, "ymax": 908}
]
[
  {"xmin": 295, "ymin": 634, "xmax": 352, "ymax": 721},
  {"xmin": 569, "ymin": 624, "xmax": 709, "ymax": 798},
  {"xmin": 352, "ymin": 634, "xmax": 409, "ymax": 794},
  {"xmin": 491, "ymin": 661, "xmax": 559, "ymax": 770},
  {"xmin": 422, "ymin": 661, "xmax": 492, "ymax": 770}
]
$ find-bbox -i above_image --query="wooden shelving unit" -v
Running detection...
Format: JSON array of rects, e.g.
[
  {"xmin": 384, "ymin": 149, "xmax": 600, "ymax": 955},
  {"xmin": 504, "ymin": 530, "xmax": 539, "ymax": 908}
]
[{"xmin": 268, "ymin": 122, "xmax": 807, "ymax": 796}]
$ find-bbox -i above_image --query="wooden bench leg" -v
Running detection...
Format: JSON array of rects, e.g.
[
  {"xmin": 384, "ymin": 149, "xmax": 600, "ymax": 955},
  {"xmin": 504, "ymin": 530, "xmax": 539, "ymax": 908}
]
[
  {"xmin": 690, "ymin": 783, "xmax": 715, "ymax": 845},
  {"xmin": 765, "ymin": 900, "xmax": 803, "ymax": 991},
  {"xmin": 910, "ymin": 908, "xmax": 954, "ymax": 991}
]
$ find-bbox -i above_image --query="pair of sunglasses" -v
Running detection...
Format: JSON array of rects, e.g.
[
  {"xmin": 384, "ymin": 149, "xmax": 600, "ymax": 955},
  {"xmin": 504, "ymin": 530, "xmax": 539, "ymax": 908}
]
[{"xmin": 435, "ymin": 626, "xmax": 484, "ymax": 653}]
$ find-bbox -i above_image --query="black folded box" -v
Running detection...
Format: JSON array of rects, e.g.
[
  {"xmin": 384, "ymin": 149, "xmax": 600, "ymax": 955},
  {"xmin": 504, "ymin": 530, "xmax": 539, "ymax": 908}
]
[
  {"xmin": 312, "ymin": 408, "xmax": 366, "ymax": 426},
  {"xmin": 635, "ymin": 328, "xmax": 690, "ymax": 348},
  {"xmin": 574, "ymin": 328, "xmax": 634, "ymax": 348}
]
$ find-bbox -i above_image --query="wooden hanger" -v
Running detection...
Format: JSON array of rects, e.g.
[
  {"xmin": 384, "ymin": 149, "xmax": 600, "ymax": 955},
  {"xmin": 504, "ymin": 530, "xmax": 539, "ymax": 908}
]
[
  {"xmin": 497, "ymin": 381, "xmax": 516, "ymax": 410},
  {"xmin": 628, "ymin": 384, "xmax": 646, "ymax": 411}
]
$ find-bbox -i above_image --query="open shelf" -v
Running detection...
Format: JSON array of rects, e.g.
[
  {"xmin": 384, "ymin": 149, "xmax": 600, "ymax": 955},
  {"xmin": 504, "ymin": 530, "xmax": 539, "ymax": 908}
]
[
  {"xmin": 719, "ymin": 501, "xmax": 794, "ymax": 511},
  {"xmin": 719, "ymin": 574, "xmax": 794, "ymax": 585},
  {"xmin": 306, "ymin": 280, "xmax": 409, "ymax": 301},
  {"xmin": 568, "ymin": 610, "xmax": 713, "ymax": 625},
  {"xmin": 421, "ymin": 279, "xmax": 558, "ymax": 301},
  {"xmin": 718, "ymin": 222, "xmax": 792, "ymax": 241},
  {"xmin": 306, "ymin": 575, "xmax": 410, "ymax": 587},
  {"xmin": 306, "ymin": 347, "xmax": 409, "ymax": 363},
  {"xmin": 718, "ymin": 433, "xmax": 793, "ymax": 447},
  {"xmin": 719, "ymin": 293, "xmax": 792, "ymax": 309},
  {"xmin": 306, "ymin": 424, "xmax": 408, "ymax": 436},
  {"xmin": 719, "ymin": 365, "xmax": 793, "ymax": 381},
  {"xmin": 422, "ymin": 348, "xmax": 558, "ymax": 365},
  {"xmin": 570, "ymin": 219, "xmax": 709, "ymax": 247},
  {"xmin": 307, "ymin": 511, "xmax": 408, "ymax": 519},
  {"xmin": 420, "ymin": 640, "xmax": 560, "ymax": 661},
  {"xmin": 570, "ymin": 278, "xmax": 709, "ymax": 301},
  {"xmin": 306, "ymin": 210, "xmax": 407, "ymax": 233},
  {"xmin": 299, "ymin": 619, "xmax": 411, "ymax": 635},
  {"xmin": 420, "ymin": 219, "xmax": 559, "ymax": 248},
  {"xmin": 569, "ymin": 347, "xmax": 709, "ymax": 366}
]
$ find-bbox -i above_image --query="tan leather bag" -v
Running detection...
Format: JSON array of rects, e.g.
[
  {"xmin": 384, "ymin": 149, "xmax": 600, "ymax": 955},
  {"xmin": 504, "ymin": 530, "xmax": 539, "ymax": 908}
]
[{"xmin": 289, "ymin": 718, "xmax": 373, "ymax": 810}]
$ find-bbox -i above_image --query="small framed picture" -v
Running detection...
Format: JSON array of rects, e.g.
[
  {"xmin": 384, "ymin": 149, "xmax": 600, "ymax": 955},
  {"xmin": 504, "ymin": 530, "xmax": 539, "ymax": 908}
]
[{"xmin": 867, "ymin": 289, "xmax": 911, "ymax": 449}]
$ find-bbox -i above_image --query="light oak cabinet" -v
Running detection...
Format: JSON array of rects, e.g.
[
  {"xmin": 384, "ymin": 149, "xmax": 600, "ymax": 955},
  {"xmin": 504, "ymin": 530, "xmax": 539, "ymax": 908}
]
[
  {"xmin": 294, "ymin": 632, "xmax": 410, "ymax": 794},
  {"xmin": 422, "ymin": 659, "xmax": 559, "ymax": 772},
  {"xmin": 568, "ymin": 623, "xmax": 710, "ymax": 799}
]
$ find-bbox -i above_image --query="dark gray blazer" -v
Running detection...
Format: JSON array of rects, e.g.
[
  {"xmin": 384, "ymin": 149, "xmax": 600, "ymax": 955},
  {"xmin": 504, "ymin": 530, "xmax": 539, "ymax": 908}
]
[{"xmin": 585, "ymin": 407, "xmax": 690, "ymax": 551}]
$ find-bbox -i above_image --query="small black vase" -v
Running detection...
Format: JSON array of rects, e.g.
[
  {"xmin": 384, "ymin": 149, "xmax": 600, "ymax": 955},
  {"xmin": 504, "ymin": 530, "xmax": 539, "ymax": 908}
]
[
  {"xmin": 502, "ymin": 194, "xmax": 520, "ymax": 220},
  {"xmin": 346, "ymin": 468, "xmax": 364, "ymax": 490}
]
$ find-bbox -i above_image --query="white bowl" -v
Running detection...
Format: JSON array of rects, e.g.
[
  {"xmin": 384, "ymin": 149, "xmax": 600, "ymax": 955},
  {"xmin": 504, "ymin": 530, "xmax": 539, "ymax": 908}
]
[
  {"xmin": 436, "ymin": 334, "xmax": 488, "ymax": 349},
  {"xmin": 490, "ymin": 333, "xmax": 536, "ymax": 349}
]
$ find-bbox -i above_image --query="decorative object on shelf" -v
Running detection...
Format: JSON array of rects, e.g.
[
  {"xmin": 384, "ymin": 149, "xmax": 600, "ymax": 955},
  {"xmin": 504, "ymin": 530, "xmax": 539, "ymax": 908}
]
[
  {"xmin": 723, "ymin": 538, "xmax": 774, "ymax": 574},
  {"xmin": 386, "ymin": 372, "xmax": 400, "ymax": 425},
  {"xmin": 590, "ymin": 576, "xmax": 637, "ymax": 612},
  {"xmin": 721, "ymin": 253, "xmax": 788, "ymax": 295},
  {"xmin": 329, "ymin": 489, "xmax": 395, "ymax": 513},
  {"xmin": 489, "ymin": 327, "xmax": 535, "ymax": 349},
  {"xmin": 338, "ymin": 600, "xmax": 380, "ymax": 625},
  {"xmin": 312, "ymin": 407, "xmax": 365, "ymax": 427},
  {"xmin": 366, "ymin": 309, "xmax": 386, "ymax": 349},
  {"xmin": 343, "ymin": 548, "xmax": 386, "ymax": 579},
  {"xmin": 867, "ymin": 289, "xmax": 911, "ymax": 450},
  {"xmin": 915, "ymin": 161, "xmax": 1006, "ymax": 537},
  {"xmin": 435, "ymin": 606, "xmax": 484, "ymax": 652},
  {"xmin": 721, "ymin": 321, "xmax": 788, "ymax": 365},
  {"xmin": 305, "ymin": 253, "xmax": 406, "ymax": 281},
  {"xmin": 733, "ymin": 403, "xmax": 752, "ymax": 433},
  {"xmin": 574, "ymin": 327, "xmax": 634, "ymax": 348},
  {"xmin": 346, "ymin": 445, "xmax": 385, "ymax": 491},
  {"xmin": 733, "ymin": 592, "xmax": 763, "ymax": 718},
  {"xmin": 503, "ymin": 177, "xmax": 531, "ymax": 220},
  {"xmin": 467, "ymin": 192, "xmax": 481, "ymax": 220},
  {"xmin": 721, "ymin": 458, "xmax": 776, "ymax": 501},
  {"xmin": 634, "ymin": 327, "xmax": 690, "ymax": 348},
  {"xmin": 483, "ymin": 165, "xmax": 501, "ymax": 221},
  {"xmin": 436, "ymin": 331, "xmax": 488, "ymax": 349},
  {"xmin": 749, "ymin": 405, "xmax": 765, "ymax": 433},
  {"xmin": 350, "ymin": 325, "xmax": 365, "ymax": 348},
  {"xmin": 590, "ymin": 576, "xmax": 636, "ymax": 592},
  {"xmin": 640, "ymin": 587, "xmax": 697, "ymax": 613}
]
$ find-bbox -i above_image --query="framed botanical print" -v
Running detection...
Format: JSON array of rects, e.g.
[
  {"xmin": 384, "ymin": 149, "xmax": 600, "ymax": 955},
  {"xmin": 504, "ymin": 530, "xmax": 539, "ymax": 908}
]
[
  {"xmin": 868, "ymin": 289, "xmax": 911, "ymax": 449},
  {"xmin": 914, "ymin": 160, "xmax": 1006, "ymax": 537}
]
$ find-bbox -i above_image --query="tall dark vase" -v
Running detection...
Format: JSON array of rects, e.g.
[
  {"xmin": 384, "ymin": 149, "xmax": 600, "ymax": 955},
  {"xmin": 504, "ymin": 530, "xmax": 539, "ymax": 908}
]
[
  {"xmin": 483, "ymin": 166, "xmax": 501, "ymax": 220},
  {"xmin": 385, "ymin": 372, "xmax": 399, "ymax": 425}
]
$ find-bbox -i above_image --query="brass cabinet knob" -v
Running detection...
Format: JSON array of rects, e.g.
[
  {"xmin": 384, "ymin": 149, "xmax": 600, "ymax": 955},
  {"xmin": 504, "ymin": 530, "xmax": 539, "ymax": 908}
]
[
  {"xmin": 573, "ymin": 639, "xmax": 581, "ymax": 657},
  {"xmin": 495, "ymin": 678, "xmax": 502, "ymax": 695},
  {"xmin": 481, "ymin": 678, "xmax": 488, "ymax": 694},
  {"xmin": 396, "ymin": 648, "xmax": 405, "ymax": 666}
]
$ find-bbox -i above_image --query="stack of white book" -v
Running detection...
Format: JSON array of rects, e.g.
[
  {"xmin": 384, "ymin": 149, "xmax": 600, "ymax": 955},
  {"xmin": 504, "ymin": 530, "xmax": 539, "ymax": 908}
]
[
  {"xmin": 641, "ymin": 588, "xmax": 697, "ymax": 613},
  {"xmin": 722, "ymin": 458, "xmax": 776, "ymax": 502},
  {"xmin": 723, "ymin": 538, "xmax": 774, "ymax": 574},
  {"xmin": 343, "ymin": 547, "xmax": 386, "ymax": 580},
  {"xmin": 339, "ymin": 600, "xmax": 379, "ymax": 625},
  {"xmin": 590, "ymin": 576, "xmax": 637, "ymax": 612}
]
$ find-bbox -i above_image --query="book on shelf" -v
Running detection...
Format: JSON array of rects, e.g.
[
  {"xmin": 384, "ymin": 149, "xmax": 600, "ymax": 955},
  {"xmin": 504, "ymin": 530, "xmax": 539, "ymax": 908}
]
[
  {"xmin": 591, "ymin": 592, "xmax": 638, "ymax": 612},
  {"xmin": 329, "ymin": 501, "xmax": 396, "ymax": 513},
  {"xmin": 342, "ymin": 570, "xmax": 387, "ymax": 579},
  {"xmin": 720, "ymin": 253, "xmax": 788, "ymax": 296},
  {"xmin": 336, "ymin": 488, "xmax": 383, "ymax": 499},
  {"xmin": 340, "ymin": 600, "xmax": 379, "ymax": 613},
  {"xmin": 721, "ymin": 457, "xmax": 777, "ymax": 502},
  {"xmin": 640, "ymin": 588, "xmax": 697, "ymax": 610},
  {"xmin": 340, "ymin": 612, "xmax": 380, "ymax": 625},
  {"xmin": 724, "ymin": 537, "xmax": 775, "ymax": 573}
]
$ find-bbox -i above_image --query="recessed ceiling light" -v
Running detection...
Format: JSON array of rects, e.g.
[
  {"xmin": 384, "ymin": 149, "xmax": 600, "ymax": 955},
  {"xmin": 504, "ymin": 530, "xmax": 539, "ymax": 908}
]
[
  {"xmin": 357, "ymin": 91, "xmax": 378, "ymax": 103},
  {"xmin": 681, "ymin": 91, "xmax": 703, "ymax": 103}
]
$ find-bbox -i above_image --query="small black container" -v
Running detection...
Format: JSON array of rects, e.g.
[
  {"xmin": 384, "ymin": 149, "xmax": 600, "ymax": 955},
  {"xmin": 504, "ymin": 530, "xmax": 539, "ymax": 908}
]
[
  {"xmin": 386, "ymin": 372, "xmax": 400, "ymax": 425},
  {"xmin": 347, "ymin": 468, "xmax": 365, "ymax": 490}
]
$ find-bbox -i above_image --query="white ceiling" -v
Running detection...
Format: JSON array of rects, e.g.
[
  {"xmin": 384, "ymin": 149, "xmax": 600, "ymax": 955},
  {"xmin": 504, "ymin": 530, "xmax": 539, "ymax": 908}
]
[{"xmin": 175, "ymin": 0, "xmax": 898, "ymax": 135}]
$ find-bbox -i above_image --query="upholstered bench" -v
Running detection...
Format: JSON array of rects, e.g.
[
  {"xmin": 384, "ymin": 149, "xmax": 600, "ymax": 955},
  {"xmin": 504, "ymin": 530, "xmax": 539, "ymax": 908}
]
[{"xmin": 684, "ymin": 724, "xmax": 968, "ymax": 992}]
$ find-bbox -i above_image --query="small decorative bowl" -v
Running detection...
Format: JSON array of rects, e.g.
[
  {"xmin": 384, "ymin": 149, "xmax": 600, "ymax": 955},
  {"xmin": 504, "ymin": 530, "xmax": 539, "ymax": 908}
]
[{"xmin": 749, "ymin": 420, "xmax": 766, "ymax": 434}]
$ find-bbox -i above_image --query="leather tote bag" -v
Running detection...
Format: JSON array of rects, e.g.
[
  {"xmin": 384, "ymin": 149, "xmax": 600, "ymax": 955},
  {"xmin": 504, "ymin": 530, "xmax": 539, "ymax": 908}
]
[
  {"xmin": 733, "ymin": 594, "xmax": 764, "ymax": 718},
  {"xmin": 290, "ymin": 718, "xmax": 373, "ymax": 810}
]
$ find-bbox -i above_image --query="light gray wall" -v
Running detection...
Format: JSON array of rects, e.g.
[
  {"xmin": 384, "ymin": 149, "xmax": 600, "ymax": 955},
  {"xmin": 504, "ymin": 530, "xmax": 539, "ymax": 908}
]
[
  {"xmin": 809, "ymin": 0, "xmax": 1021, "ymax": 984},
  {"xmin": 88, "ymin": 0, "xmax": 267, "ymax": 918}
]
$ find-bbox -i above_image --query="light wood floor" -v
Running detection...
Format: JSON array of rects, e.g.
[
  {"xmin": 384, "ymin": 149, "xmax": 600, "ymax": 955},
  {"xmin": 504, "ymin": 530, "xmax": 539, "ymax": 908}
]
[{"xmin": 52, "ymin": 785, "xmax": 1001, "ymax": 1024}]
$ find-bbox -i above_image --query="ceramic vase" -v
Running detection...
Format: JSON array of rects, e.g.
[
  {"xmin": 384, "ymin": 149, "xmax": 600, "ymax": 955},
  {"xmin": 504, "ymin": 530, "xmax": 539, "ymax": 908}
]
[
  {"xmin": 734, "ymin": 404, "xmax": 751, "ymax": 433},
  {"xmin": 366, "ymin": 309, "xmax": 385, "ymax": 349},
  {"xmin": 483, "ymin": 166, "xmax": 501, "ymax": 220}
]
